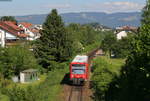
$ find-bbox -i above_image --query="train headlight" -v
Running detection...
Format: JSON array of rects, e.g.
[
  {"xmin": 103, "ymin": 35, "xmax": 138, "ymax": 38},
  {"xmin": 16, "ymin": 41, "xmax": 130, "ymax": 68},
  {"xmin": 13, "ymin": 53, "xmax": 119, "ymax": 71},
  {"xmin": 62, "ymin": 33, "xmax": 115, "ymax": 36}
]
[{"xmin": 71, "ymin": 74, "xmax": 74, "ymax": 78}]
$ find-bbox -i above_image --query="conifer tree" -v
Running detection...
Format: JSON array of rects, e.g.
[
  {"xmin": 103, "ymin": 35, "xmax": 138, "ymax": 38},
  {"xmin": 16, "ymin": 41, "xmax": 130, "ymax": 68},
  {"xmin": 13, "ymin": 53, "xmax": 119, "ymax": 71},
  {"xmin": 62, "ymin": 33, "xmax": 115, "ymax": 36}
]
[{"xmin": 34, "ymin": 9, "xmax": 72, "ymax": 70}]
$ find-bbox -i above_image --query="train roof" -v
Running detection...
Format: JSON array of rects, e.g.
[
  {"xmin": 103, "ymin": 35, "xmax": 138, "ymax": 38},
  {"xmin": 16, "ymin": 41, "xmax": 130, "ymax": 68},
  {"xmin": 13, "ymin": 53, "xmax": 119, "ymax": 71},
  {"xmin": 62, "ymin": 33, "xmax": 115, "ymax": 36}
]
[{"xmin": 72, "ymin": 55, "xmax": 88, "ymax": 63}]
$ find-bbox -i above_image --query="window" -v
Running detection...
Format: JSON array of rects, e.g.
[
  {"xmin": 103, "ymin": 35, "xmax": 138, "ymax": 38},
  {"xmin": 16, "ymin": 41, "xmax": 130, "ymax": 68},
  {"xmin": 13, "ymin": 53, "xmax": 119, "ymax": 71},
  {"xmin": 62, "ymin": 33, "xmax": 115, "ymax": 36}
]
[
  {"xmin": 72, "ymin": 64, "xmax": 85, "ymax": 67},
  {"xmin": 72, "ymin": 64, "xmax": 85, "ymax": 69},
  {"xmin": 72, "ymin": 63, "xmax": 86, "ymax": 74},
  {"xmin": 72, "ymin": 69, "xmax": 85, "ymax": 74}
]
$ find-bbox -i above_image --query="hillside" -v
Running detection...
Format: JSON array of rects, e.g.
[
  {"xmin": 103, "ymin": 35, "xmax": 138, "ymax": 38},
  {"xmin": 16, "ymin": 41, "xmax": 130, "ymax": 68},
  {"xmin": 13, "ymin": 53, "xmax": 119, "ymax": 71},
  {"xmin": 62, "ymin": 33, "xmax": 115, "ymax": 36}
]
[{"xmin": 15, "ymin": 12, "xmax": 141, "ymax": 28}]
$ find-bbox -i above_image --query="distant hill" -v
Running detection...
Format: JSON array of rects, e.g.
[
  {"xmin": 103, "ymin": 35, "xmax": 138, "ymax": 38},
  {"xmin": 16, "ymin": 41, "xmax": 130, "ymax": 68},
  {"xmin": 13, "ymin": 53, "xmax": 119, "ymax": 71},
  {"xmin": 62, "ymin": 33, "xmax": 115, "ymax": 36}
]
[{"xmin": 15, "ymin": 12, "xmax": 141, "ymax": 28}]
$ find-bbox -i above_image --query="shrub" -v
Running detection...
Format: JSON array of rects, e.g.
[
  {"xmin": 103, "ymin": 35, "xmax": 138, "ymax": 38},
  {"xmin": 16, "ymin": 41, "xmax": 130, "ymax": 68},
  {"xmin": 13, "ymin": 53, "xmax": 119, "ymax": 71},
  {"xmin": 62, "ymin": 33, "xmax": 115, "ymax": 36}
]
[{"xmin": 92, "ymin": 57, "xmax": 124, "ymax": 101}]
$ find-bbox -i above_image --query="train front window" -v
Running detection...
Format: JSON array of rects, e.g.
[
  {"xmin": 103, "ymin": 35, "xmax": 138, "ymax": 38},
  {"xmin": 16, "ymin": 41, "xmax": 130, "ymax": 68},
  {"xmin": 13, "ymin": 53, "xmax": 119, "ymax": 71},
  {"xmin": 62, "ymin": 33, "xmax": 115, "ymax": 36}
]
[
  {"xmin": 72, "ymin": 69, "xmax": 85, "ymax": 74},
  {"xmin": 72, "ymin": 64, "xmax": 86, "ymax": 74},
  {"xmin": 72, "ymin": 64, "xmax": 85, "ymax": 67}
]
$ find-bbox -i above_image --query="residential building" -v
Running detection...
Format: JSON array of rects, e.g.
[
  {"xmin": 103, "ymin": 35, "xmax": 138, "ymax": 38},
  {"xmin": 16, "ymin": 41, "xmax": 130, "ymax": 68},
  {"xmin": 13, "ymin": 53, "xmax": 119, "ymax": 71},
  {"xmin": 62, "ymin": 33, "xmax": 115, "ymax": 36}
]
[
  {"xmin": 18, "ymin": 22, "xmax": 36, "ymax": 40},
  {"xmin": 115, "ymin": 26, "xmax": 138, "ymax": 40},
  {"xmin": 116, "ymin": 26, "xmax": 138, "ymax": 33},
  {"xmin": 0, "ymin": 21, "xmax": 28, "ymax": 47},
  {"xmin": 116, "ymin": 31, "xmax": 127, "ymax": 40},
  {"xmin": 34, "ymin": 24, "xmax": 42, "ymax": 30}
]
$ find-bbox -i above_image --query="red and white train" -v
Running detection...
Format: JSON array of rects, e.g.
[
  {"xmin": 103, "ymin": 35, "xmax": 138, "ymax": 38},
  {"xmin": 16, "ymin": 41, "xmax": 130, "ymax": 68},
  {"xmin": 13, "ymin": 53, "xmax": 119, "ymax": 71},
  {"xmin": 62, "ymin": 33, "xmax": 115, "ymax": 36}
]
[{"xmin": 70, "ymin": 55, "xmax": 89, "ymax": 85}]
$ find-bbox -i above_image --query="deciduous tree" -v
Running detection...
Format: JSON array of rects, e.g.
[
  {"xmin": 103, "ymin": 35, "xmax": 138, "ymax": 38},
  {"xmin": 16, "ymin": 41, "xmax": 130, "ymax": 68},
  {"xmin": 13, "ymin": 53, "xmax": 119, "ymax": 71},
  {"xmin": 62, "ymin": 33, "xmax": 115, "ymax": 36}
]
[
  {"xmin": 101, "ymin": 33, "xmax": 117, "ymax": 57},
  {"xmin": 0, "ymin": 16, "xmax": 17, "ymax": 23},
  {"xmin": 0, "ymin": 46, "xmax": 39, "ymax": 78},
  {"xmin": 141, "ymin": 0, "xmax": 150, "ymax": 24},
  {"xmin": 106, "ymin": 0, "xmax": 150, "ymax": 100}
]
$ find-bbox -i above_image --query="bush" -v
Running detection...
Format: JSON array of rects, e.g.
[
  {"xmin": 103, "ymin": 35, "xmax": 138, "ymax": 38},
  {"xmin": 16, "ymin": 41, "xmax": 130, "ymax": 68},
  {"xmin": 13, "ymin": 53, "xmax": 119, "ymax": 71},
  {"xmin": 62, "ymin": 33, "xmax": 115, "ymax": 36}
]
[{"xmin": 92, "ymin": 57, "xmax": 124, "ymax": 101}]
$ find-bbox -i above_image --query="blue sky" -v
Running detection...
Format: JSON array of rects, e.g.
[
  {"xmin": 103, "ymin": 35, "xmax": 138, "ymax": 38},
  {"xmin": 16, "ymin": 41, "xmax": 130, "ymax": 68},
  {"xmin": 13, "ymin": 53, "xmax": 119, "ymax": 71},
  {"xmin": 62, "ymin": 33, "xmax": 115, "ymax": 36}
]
[{"xmin": 0, "ymin": 0, "xmax": 146, "ymax": 16}]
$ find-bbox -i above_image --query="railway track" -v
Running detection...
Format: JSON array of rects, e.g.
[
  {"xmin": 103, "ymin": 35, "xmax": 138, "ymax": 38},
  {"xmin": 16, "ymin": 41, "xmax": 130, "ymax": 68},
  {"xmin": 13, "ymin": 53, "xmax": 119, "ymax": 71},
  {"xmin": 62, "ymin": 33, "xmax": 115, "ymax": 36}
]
[
  {"xmin": 68, "ymin": 86, "xmax": 83, "ymax": 101},
  {"xmin": 66, "ymin": 48, "xmax": 101, "ymax": 101}
]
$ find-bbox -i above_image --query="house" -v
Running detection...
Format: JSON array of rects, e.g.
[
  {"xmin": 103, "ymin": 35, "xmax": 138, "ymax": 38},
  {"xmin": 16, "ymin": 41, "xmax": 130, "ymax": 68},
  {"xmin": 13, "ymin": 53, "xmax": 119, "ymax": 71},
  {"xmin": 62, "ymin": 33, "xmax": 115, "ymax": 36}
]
[
  {"xmin": 30, "ymin": 27, "xmax": 41, "ymax": 39},
  {"xmin": 94, "ymin": 25, "xmax": 112, "ymax": 32},
  {"xmin": 18, "ymin": 22, "xmax": 36, "ymax": 40},
  {"xmin": 115, "ymin": 26, "xmax": 138, "ymax": 40},
  {"xmin": 18, "ymin": 22, "xmax": 41, "ymax": 40},
  {"xmin": 116, "ymin": 26, "xmax": 138, "ymax": 32},
  {"xmin": 116, "ymin": 31, "xmax": 127, "ymax": 40},
  {"xmin": 34, "ymin": 24, "xmax": 43, "ymax": 30},
  {"xmin": 0, "ymin": 21, "xmax": 28, "ymax": 47}
]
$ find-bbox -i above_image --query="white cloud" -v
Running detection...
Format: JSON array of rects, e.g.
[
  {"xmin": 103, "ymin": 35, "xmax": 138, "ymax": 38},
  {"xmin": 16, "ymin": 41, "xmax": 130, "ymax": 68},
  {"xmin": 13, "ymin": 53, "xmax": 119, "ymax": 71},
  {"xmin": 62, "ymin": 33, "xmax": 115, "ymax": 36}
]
[
  {"xmin": 43, "ymin": 4, "xmax": 71, "ymax": 9},
  {"xmin": 86, "ymin": 1, "xmax": 144, "ymax": 13}
]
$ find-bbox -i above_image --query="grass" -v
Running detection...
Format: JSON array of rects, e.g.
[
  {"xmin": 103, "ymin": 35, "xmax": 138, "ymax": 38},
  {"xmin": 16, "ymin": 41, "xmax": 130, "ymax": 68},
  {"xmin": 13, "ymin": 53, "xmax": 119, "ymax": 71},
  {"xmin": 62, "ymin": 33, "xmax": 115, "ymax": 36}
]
[
  {"xmin": 5, "ymin": 74, "xmax": 47, "ymax": 89},
  {"xmin": 43, "ymin": 68, "xmax": 68, "ymax": 101},
  {"xmin": 92, "ymin": 56, "xmax": 125, "ymax": 76},
  {"xmin": 0, "ymin": 94, "xmax": 9, "ymax": 101},
  {"xmin": 0, "ymin": 74, "xmax": 47, "ymax": 101}
]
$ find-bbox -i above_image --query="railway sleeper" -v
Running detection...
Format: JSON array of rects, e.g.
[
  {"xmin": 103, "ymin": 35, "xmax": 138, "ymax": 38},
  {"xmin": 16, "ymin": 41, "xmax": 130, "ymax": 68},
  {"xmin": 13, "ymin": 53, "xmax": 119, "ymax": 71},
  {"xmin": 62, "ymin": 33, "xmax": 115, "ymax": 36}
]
[{"xmin": 72, "ymin": 78, "xmax": 84, "ymax": 85}]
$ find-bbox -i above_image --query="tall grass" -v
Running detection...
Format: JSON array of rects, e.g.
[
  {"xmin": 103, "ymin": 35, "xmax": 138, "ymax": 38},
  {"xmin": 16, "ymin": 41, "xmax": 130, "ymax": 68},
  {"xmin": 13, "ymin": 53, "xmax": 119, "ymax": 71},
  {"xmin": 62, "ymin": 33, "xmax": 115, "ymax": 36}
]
[{"xmin": 0, "ymin": 94, "xmax": 9, "ymax": 101}]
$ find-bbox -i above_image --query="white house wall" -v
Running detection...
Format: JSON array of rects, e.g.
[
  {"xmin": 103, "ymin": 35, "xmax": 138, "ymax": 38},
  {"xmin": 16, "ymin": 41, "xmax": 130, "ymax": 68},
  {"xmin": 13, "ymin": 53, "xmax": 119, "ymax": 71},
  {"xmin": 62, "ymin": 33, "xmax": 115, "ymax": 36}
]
[
  {"xmin": 6, "ymin": 32, "xmax": 17, "ymax": 39},
  {"xmin": 20, "ymin": 72, "xmax": 25, "ymax": 83},
  {"xmin": 0, "ymin": 28, "xmax": 20, "ymax": 47},
  {"xmin": 19, "ymin": 24, "xmax": 35, "ymax": 40},
  {"xmin": 117, "ymin": 31, "xmax": 127, "ymax": 40},
  {"xmin": 0, "ymin": 29, "xmax": 5, "ymax": 47}
]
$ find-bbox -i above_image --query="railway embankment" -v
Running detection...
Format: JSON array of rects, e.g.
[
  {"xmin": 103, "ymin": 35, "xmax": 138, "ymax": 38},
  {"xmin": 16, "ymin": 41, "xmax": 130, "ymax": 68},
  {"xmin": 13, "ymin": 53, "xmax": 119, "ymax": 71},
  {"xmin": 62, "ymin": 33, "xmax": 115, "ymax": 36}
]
[{"xmin": 91, "ymin": 56, "xmax": 124, "ymax": 101}]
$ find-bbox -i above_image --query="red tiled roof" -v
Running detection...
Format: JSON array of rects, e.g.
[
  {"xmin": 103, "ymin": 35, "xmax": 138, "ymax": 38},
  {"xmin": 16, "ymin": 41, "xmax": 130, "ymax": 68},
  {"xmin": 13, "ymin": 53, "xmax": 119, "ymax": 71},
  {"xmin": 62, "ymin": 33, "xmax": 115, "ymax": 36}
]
[
  {"xmin": 30, "ymin": 28, "xmax": 39, "ymax": 33},
  {"xmin": 4, "ymin": 21, "xmax": 22, "ymax": 30},
  {"xmin": 20, "ymin": 22, "xmax": 33, "ymax": 28},
  {"xmin": 18, "ymin": 33, "xmax": 28, "ymax": 38},
  {"xmin": 118, "ymin": 26, "xmax": 137, "ymax": 30},
  {"xmin": 0, "ymin": 21, "xmax": 28, "ymax": 38}
]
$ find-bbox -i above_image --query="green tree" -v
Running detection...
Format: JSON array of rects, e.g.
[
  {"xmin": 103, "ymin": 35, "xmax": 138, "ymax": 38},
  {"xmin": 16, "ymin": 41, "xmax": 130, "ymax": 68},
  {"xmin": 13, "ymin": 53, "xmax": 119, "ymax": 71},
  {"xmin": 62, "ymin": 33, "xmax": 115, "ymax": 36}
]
[
  {"xmin": 0, "ymin": 16, "xmax": 17, "ymax": 23},
  {"xmin": 121, "ymin": 24, "xmax": 150, "ymax": 101},
  {"xmin": 141, "ymin": 0, "xmax": 150, "ymax": 24},
  {"xmin": 34, "ymin": 9, "xmax": 72, "ymax": 70},
  {"xmin": 101, "ymin": 33, "xmax": 117, "ymax": 57},
  {"xmin": 112, "ymin": 33, "xmax": 134, "ymax": 58},
  {"xmin": 107, "ymin": 25, "xmax": 150, "ymax": 101},
  {"xmin": 66, "ymin": 24, "xmax": 84, "ymax": 54},
  {"xmin": 119, "ymin": 0, "xmax": 150, "ymax": 99},
  {"xmin": 66, "ymin": 23, "xmax": 101, "ymax": 54},
  {"xmin": 105, "ymin": 1, "xmax": 150, "ymax": 100},
  {"xmin": 0, "ymin": 46, "xmax": 39, "ymax": 78},
  {"xmin": 82, "ymin": 25, "xmax": 98, "ymax": 45}
]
